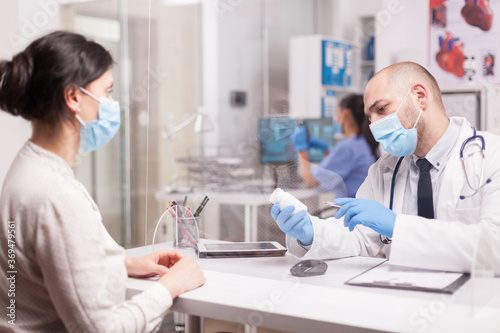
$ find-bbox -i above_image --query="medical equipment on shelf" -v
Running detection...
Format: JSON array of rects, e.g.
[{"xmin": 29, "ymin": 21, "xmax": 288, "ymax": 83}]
[
  {"xmin": 161, "ymin": 109, "xmax": 214, "ymax": 193},
  {"xmin": 175, "ymin": 145, "xmax": 256, "ymax": 191}
]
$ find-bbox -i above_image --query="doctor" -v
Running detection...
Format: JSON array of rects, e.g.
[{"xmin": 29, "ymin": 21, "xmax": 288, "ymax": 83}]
[{"xmin": 271, "ymin": 61, "xmax": 500, "ymax": 274}]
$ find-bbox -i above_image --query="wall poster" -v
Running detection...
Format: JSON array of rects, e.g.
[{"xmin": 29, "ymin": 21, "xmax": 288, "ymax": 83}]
[{"xmin": 430, "ymin": 0, "xmax": 500, "ymax": 84}]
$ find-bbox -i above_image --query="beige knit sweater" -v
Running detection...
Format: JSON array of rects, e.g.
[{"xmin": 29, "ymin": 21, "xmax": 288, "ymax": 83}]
[{"xmin": 0, "ymin": 140, "xmax": 172, "ymax": 332}]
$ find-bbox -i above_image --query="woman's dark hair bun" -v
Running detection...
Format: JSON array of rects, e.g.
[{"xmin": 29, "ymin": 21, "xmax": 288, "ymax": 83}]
[
  {"xmin": 0, "ymin": 52, "xmax": 34, "ymax": 118},
  {"xmin": 0, "ymin": 30, "xmax": 113, "ymax": 126}
]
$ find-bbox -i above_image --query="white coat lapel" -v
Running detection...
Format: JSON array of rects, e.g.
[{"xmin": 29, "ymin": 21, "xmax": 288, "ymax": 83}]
[{"xmin": 436, "ymin": 121, "xmax": 472, "ymax": 219}]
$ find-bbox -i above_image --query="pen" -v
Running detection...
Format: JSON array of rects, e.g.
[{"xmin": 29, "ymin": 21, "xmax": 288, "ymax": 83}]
[
  {"xmin": 193, "ymin": 196, "xmax": 210, "ymax": 217},
  {"xmin": 182, "ymin": 195, "xmax": 188, "ymax": 207},
  {"xmin": 174, "ymin": 200, "xmax": 188, "ymax": 220},
  {"xmin": 373, "ymin": 280, "xmax": 414, "ymax": 287},
  {"xmin": 323, "ymin": 201, "xmax": 343, "ymax": 209}
]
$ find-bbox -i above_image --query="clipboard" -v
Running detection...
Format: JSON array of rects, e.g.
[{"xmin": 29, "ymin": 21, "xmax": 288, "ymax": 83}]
[{"xmin": 345, "ymin": 260, "xmax": 470, "ymax": 294}]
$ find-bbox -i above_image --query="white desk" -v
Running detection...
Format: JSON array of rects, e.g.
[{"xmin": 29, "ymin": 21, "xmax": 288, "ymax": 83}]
[
  {"xmin": 126, "ymin": 243, "xmax": 500, "ymax": 333},
  {"xmin": 155, "ymin": 188, "xmax": 324, "ymax": 242}
]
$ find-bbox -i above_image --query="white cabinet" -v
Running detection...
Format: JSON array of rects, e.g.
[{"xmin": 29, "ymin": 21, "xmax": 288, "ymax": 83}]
[
  {"xmin": 359, "ymin": 16, "xmax": 376, "ymax": 90},
  {"xmin": 289, "ymin": 35, "xmax": 357, "ymax": 119}
]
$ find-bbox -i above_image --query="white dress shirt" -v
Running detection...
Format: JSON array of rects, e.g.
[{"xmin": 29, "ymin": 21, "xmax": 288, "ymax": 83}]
[{"xmin": 402, "ymin": 120, "xmax": 460, "ymax": 215}]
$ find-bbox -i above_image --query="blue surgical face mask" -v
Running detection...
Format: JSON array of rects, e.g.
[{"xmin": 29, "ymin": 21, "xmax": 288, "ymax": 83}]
[
  {"xmin": 333, "ymin": 109, "xmax": 344, "ymax": 136},
  {"xmin": 369, "ymin": 89, "xmax": 422, "ymax": 157},
  {"xmin": 75, "ymin": 87, "xmax": 121, "ymax": 152},
  {"xmin": 333, "ymin": 121, "xmax": 343, "ymax": 136}
]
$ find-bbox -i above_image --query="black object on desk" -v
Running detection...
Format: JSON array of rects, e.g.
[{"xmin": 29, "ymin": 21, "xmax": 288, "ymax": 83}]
[{"xmin": 290, "ymin": 259, "xmax": 328, "ymax": 277}]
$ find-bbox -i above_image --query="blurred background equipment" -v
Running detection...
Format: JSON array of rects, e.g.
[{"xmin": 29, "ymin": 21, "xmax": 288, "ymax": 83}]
[{"xmin": 161, "ymin": 108, "xmax": 214, "ymax": 193}]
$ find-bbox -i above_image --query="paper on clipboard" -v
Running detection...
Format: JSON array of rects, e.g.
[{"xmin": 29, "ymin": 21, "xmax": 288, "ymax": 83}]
[{"xmin": 346, "ymin": 260, "xmax": 469, "ymax": 293}]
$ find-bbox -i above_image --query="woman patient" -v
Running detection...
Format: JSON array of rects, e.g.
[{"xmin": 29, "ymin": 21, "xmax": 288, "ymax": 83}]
[{"xmin": 0, "ymin": 31, "xmax": 205, "ymax": 332}]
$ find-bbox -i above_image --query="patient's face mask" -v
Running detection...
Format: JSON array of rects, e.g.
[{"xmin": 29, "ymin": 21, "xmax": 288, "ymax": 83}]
[
  {"xmin": 334, "ymin": 108, "xmax": 344, "ymax": 136},
  {"xmin": 369, "ymin": 89, "xmax": 422, "ymax": 157},
  {"xmin": 75, "ymin": 87, "xmax": 121, "ymax": 152}
]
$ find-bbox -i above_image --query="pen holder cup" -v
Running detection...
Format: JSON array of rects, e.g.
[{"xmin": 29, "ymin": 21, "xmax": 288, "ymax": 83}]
[
  {"xmin": 152, "ymin": 205, "xmax": 200, "ymax": 260},
  {"xmin": 171, "ymin": 205, "xmax": 200, "ymax": 260}
]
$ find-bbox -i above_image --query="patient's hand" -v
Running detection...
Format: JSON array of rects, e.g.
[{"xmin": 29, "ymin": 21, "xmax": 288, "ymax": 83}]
[
  {"xmin": 126, "ymin": 250, "xmax": 206, "ymax": 299},
  {"xmin": 159, "ymin": 257, "xmax": 206, "ymax": 299},
  {"xmin": 125, "ymin": 249, "xmax": 184, "ymax": 278}
]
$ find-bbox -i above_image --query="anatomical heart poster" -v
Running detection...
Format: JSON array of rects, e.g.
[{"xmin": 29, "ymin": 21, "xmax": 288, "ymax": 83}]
[{"xmin": 430, "ymin": 0, "xmax": 500, "ymax": 84}]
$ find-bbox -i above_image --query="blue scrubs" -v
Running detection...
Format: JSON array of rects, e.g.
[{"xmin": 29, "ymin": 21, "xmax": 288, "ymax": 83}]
[{"xmin": 311, "ymin": 135, "xmax": 376, "ymax": 198}]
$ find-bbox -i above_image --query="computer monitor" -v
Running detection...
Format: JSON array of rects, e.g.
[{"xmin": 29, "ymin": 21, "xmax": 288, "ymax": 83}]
[
  {"xmin": 258, "ymin": 117, "xmax": 297, "ymax": 164},
  {"xmin": 302, "ymin": 118, "xmax": 334, "ymax": 163},
  {"xmin": 259, "ymin": 117, "xmax": 335, "ymax": 164}
]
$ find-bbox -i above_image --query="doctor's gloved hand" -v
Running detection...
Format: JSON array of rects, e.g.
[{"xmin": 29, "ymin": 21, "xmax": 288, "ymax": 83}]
[
  {"xmin": 292, "ymin": 125, "xmax": 309, "ymax": 152},
  {"xmin": 271, "ymin": 203, "xmax": 313, "ymax": 245},
  {"xmin": 334, "ymin": 198, "xmax": 396, "ymax": 238},
  {"xmin": 308, "ymin": 137, "xmax": 330, "ymax": 153}
]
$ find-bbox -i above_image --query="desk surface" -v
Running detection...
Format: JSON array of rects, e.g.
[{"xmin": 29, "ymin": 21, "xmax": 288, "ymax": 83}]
[{"xmin": 126, "ymin": 244, "xmax": 500, "ymax": 333}]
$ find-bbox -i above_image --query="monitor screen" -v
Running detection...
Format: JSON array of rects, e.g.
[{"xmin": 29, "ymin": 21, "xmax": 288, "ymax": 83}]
[
  {"xmin": 258, "ymin": 117, "xmax": 297, "ymax": 164},
  {"xmin": 303, "ymin": 118, "xmax": 335, "ymax": 163},
  {"xmin": 258, "ymin": 117, "xmax": 335, "ymax": 164}
]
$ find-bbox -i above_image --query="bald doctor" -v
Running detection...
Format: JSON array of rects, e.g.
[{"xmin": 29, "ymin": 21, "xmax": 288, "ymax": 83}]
[{"xmin": 271, "ymin": 62, "xmax": 500, "ymax": 274}]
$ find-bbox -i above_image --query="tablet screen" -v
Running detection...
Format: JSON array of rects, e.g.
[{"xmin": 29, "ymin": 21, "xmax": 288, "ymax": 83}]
[
  {"xmin": 204, "ymin": 243, "xmax": 278, "ymax": 251},
  {"xmin": 199, "ymin": 241, "xmax": 287, "ymax": 258}
]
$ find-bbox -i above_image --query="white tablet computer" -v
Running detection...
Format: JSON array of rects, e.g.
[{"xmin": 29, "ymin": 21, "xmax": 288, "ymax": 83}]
[{"xmin": 198, "ymin": 241, "xmax": 287, "ymax": 258}]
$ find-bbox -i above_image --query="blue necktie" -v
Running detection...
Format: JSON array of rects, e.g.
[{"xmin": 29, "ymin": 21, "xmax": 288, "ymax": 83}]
[{"xmin": 416, "ymin": 158, "xmax": 434, "ymax": 219}]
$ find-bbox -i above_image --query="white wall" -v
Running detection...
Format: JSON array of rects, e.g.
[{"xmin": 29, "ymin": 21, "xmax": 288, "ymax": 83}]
[
  {"xmin": 215, "ymin": 0, "xmax": 318, "ymax": 169},
  {"xmin": 330, "ymin": 0, "xmax": 428, "ymax": 72},
  {"xmin": 0, "ymin": 2, "xmax": 31, "ymax": 189},
  {"xmin": 216, "ymin": 0, "xmax": 263, "ymax": 153},
  {"xmin": 1, "ymin": 0, "xmax": 65, "ymax": 188},
  {"xmin": 374, "ymin": 0, "xmax": 429, "ymax": 70}
]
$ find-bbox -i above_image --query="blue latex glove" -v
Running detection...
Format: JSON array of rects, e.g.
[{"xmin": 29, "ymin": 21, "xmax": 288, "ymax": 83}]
[
  {"xmin": 270, "ymin": 203, "xmax": 313, "ymax": 245},
  {"xmin": 334, "ymin": 198, "xmax": 396, "ymax": 238},
  {"xmin": 309, "ymin": 137, "xmax": 330, "ymax": 153},
  {"xmin": 292, "ymin": 125, "xmax": 309, "ymax": 152}
]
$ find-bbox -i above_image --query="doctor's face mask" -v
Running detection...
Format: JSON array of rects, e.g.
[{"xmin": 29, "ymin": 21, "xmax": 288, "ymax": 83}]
[
  {"xmin": 75, "ymin": 87, "xmax": 121, "ymax": 152},
  {"xmin": 369, "ymin": 89, "xmax": 422, "ymax": 157}
]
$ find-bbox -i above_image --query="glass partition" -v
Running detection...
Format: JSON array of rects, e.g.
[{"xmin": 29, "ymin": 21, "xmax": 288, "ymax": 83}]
[
  {"xmin": 44, "ymin": 0, "xmax": 335, "ymax": 252},
  {"xmin": 60, "ymin": 0, "xmax": 202, "ymax": 249},
  {"xmin": 16, "ymin": 0, "xmax": 349, "ymax": 331}
]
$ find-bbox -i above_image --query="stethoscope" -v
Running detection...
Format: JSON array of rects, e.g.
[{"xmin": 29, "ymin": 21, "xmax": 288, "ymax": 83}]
[
  {"xmin": 381, "ymin": 127, "xmax": 492, "ymax": 244},
  {"xmin": 459, "ymin": 127, "xmax": 492, "ymax": 199}
]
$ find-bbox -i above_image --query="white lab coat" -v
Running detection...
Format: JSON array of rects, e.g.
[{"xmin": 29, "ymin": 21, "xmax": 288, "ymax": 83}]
[{"xmin": 288, "ymin": 117, "xmax": 500, "ymax": 275}]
